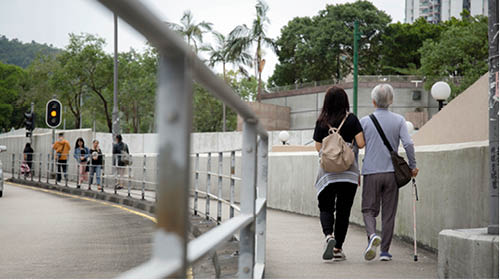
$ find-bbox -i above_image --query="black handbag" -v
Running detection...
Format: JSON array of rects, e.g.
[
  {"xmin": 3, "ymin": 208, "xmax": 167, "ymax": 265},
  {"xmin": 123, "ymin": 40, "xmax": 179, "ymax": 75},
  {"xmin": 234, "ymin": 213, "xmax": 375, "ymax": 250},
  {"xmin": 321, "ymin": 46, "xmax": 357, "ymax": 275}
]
[{"xmin": 369, "ymin": 114, "xmax": 412, "ymax": 188}]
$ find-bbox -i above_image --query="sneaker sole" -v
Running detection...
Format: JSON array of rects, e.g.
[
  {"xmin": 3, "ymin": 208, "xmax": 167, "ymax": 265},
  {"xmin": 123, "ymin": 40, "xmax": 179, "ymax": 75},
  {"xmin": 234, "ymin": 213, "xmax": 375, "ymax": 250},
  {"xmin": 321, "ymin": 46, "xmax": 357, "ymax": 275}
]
[
  {"xmin": 380, "ymin": 256, "xmax": 392, "ymax": 261},
  {"xmin": 322, "ymin": 239, "xmax": 336, "ymax": 262},
  {"xmin": 364, "ymin": 236, "xmax": 381, "ymax": 261}
]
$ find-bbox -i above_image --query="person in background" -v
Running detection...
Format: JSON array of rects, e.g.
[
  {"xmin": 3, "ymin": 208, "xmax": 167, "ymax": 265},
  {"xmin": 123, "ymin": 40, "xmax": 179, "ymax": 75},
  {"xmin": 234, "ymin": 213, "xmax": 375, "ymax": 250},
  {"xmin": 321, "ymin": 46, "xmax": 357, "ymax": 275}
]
[
  {"xmin": 313, "ymin": 86, "xmax": 365, "ymax": 262},
  {"xmin": 89, "ymin": 139, "xmax": 103, "ymax": 191},
  {"xmin": 52, "ymin": 132, "xmax": 71, "ymax": 182},
  {"xmin": 23, "ymin": 143, "xmax": 34, "ymax": 176},
  {"xmin": 360, "ymin": 84, "xmax": 419, "ymax": 262},
  {"xmin": 73, "ymin": 137, "xmax": 89, "ymax": 189},
  {"xmin": 112, "ymin": 134, "xmax": 129, "ymax": 190}
]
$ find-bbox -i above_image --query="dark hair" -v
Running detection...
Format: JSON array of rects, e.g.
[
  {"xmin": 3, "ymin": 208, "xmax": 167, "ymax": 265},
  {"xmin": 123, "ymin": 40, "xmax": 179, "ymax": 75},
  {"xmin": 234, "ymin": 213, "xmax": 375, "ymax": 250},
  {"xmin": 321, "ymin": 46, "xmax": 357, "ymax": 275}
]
[
  {"xmin": 75, "ymin": 137, "xmax": 85, "ymax": 148},
  {"xmin": 317, "ymin": 86, "xmax": 350, "ymax": 128},
  {"xmin": 58, "ymin": 132, "xmax": 64, "ymax": 137},
  {"xmin": 24, "ymin": 143, "xmax": 31, "ymax": 149},
  {"xmin": 116, "ymin": 134, "xmax": 122, "ymax": 143}
]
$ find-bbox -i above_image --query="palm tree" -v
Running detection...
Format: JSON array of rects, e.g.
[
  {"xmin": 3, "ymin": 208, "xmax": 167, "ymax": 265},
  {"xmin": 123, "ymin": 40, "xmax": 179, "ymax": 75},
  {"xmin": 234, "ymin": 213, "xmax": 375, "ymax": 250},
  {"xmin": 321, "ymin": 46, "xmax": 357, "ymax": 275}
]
[
  {"xmin": 167, "ymin": 10, "xmax": 213, "ymax": 53},
  {"xmin": 203, "ymin": 31, "xmax": 253, "ymax": 131},
  {"xmin": 229, "ymin": 0, "xmax": 274, "ymax": 102}
]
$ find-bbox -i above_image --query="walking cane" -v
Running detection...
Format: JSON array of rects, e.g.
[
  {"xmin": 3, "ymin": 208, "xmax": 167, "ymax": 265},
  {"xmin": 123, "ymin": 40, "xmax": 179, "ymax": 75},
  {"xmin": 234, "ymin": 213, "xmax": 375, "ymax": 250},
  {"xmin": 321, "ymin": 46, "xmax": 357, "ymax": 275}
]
[{"xmin": 412, "ymin": 178, "xmax": 419, "ymax": 262}]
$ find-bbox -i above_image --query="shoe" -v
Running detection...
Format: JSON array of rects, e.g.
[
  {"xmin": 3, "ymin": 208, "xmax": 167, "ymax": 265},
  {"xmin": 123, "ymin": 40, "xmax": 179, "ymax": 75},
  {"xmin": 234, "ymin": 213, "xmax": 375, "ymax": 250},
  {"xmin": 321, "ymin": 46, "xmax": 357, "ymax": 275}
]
[
  {"xmin": 380, "ymin": 252, "xmax": 392, "ymax": 261},
  {"xmin": 97, "ymin": 186, "xmax": 102, "ymax": 191},
  {"xmin": 364, "ymin": 234, "xmax": 381, "ymax": 261},
  {"xmin": 116, "ymin": 185, "xmax": 124, "ymax": 190},
  {"xmin": 76, "ymin": 185, "xmax": 81, "ymax": 189},
  {"xmin": 333, "ymin": 249, "xmax": 346, "ymax": 261},
  {"xmin": 322, "ymin": 236, "xmax": 336, "ymax": 262}
]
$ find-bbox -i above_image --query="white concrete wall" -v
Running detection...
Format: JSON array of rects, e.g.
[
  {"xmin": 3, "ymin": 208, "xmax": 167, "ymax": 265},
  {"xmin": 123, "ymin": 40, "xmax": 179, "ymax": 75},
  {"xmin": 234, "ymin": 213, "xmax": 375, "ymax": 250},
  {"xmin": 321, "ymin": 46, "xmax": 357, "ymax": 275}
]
[{"xmin": 267, "ymin": 141, "xmax": 490, "ymax": 250}]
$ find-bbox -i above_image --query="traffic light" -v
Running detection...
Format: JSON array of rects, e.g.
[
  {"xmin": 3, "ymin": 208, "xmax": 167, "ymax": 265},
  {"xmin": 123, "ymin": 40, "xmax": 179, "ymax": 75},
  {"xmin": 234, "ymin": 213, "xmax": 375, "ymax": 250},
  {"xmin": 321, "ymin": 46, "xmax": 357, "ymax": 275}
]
[
  {"xmin": 46, "ymin": 99, "xmax": 62, "ymax": 128},
  {"xmin": 24, "ymin": 111, "xmax": 35, "ymax": 137}
]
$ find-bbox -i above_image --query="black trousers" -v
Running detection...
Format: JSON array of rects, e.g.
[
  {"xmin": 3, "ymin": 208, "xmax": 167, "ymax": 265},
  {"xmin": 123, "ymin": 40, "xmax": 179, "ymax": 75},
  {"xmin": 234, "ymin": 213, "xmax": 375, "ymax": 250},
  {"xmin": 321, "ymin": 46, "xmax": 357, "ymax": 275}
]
[
  {"xmin": 56, "ymin": 159, "xmax": 68, "ymax": 182},
  {"xmin": 317, "ymin": 182, "xmax": 357, "ymax": 249}
]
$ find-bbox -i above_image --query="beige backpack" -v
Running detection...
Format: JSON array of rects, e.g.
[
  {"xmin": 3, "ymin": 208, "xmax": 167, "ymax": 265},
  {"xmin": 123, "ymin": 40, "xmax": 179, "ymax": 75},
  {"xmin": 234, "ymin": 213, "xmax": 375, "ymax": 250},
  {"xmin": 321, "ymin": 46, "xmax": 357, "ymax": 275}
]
[{"xmin": 320, "ymin": 113, "xmax": 355, "ymax": 172}]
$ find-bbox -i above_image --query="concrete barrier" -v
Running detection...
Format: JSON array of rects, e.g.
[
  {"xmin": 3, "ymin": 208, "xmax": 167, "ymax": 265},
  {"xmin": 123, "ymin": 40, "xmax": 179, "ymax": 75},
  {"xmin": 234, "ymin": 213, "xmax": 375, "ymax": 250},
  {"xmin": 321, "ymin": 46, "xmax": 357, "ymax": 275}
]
[{"xmin": 267, "ymin": 141, "xmax": 490, "ymax": 250}]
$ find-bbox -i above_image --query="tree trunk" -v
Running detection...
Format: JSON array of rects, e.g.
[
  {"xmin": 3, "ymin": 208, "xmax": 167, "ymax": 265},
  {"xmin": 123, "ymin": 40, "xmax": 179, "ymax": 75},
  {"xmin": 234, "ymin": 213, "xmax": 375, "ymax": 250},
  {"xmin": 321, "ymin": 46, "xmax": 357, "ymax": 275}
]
[{"xmin": 222, "ymin": 62, "xmax": 227, "ymax": 132}]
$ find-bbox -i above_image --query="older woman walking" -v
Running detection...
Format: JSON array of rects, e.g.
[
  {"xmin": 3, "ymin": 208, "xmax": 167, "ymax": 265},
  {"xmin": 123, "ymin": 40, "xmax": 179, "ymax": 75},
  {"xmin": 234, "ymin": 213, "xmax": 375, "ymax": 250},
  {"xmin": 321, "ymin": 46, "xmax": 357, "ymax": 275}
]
[
  {"xmin": 360, "ymin": 84, "xmax": 419, "ymax": 262},
  {"xmin": 313, "ymin": 86, "xmax": 365, "ymax": 262}
]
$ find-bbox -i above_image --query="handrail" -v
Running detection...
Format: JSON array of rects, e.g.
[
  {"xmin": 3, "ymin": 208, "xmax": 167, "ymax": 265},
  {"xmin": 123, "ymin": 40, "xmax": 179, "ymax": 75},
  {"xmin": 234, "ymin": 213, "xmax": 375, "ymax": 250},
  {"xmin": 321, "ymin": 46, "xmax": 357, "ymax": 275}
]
[{"xmin": 96, "ymin": 0, "xmax": 268, "ymax": 140}]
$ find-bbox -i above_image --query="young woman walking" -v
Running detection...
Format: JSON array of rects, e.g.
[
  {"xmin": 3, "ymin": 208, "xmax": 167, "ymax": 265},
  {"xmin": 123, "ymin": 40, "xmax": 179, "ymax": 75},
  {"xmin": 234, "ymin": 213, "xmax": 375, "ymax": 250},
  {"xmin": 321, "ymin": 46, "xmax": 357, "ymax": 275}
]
[
  {"xmin": 313, "ymin": 86, "xmax": 365, "ymax": 262},
  {"xmin": 73, "ymin": 137, "xmax": 89, "ymax": 189},
  {"xmin": 89, "ymin": 140, "xmax": 103, "ymax": 191}
]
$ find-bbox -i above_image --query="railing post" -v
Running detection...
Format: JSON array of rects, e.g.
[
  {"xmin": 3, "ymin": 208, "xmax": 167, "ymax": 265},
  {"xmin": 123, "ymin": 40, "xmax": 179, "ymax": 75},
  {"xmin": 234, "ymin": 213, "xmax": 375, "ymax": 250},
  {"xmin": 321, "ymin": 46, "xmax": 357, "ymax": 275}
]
[
  {"xmin": 217, "ymin": 151, "xmax": 223, "ymax": 224},
  {"xmin": 142, "ymin": 154, "xmax": 146, "ymax": 200},
  {"xmin": 128, "ymin": 163, "xmax": 131, "ymax": 197},
  {"xmin": 114, "ymin": 157, "xmax": 118, "ymax": 194},
  {"xmin": 76, "ymin": 163, "xmax": 80, "ymax": 188},
  {"xmin": 102, "ymin": 158, "xmax": 106, "ymax": 192},
  {"xmin": 206, "ymin": 152, "xmax": 211, "ymax": 219},
  {"xmin": 255, "ymin": 137, "xmax": 268, "ymax": 278},
  {"xmin": 89, "ymin": 163, "xmax": 93, "ymax": 190},
  {"xmin": 152, "ymin": 52, "xmax": 192, "ymax": 278},
  {"xmin": 38, "ymin": 153, "xmax": 42, "ymax": 182},
  {"xmin": 11, "ymin": 153, "xmax": 14, "ymax": 179},
  {"xmin": 230, "ymin": 150, "xmax": 235, "ymax": 219},
  {"xmin": 46, "ymin": 154, "xmax": 50, "ymax": 183},
  {"xmin": 30, "ymin": 154, "xmax": 34, "ymax": 181},
  {"xmin": 194, "ymin": 153, "xmax": 199, "ymax": 215},
  {"xmin": 18, "ymin": 153, "xmax": 21, "ymax": 180},
  {"xmin": 64, "ymin": 157, "xmax": 68, "ymax": 187},
  {"xmin": 239, "ymin": 121, "xmax": 258, "ymax": 279}
]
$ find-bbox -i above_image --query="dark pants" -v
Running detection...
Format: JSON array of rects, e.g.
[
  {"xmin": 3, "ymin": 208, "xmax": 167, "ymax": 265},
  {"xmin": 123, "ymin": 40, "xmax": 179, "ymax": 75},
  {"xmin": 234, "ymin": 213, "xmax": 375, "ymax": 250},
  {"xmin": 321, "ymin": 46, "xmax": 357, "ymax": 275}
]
[
  {"xmin": 318, "ymin": 182, "xmax": 357, "ymax": 249},
  {"xmin": 56, "ymin": 159, "xmax": 68, "ymax": 182},
  {"xmin": 362, "ymin": 172, "xmax": 399, "ymax": 253}
]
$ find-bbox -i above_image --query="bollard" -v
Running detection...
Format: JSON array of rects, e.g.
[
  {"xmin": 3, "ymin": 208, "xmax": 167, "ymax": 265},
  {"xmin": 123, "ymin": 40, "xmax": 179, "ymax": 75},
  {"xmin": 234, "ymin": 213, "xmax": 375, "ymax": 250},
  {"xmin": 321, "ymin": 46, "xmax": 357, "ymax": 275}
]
[
  {"xmin": 38, "ymin": 153, "xmax": 42, "ymax": 182},
  {"xmin": 194, "ymin": 153, "xmax": 199, "ymax": 215},
  {"xmin": 206, "ymin": 152, "xmax": 211, "ymax": 219},
  {"xmin": 11, "ymin": 154, "xmax": 15, "ymax": 179},
  {"xmin": 230, "ymin": 151, "xmax": 235, "ymax": 218},
  {"xmin": 217, "ymin": 152, "xmax": 223, "ymax": 224},
  {"xmin": 46, "ymin": 154, "xmax": 50, "ymax": 183},
  {"xmin": 142, "ymin": 154, "xmax": 146, "ymax": 200},
  {"xmin": 127, "ymin": 164, "xmax": 131, "ymax": 197}
]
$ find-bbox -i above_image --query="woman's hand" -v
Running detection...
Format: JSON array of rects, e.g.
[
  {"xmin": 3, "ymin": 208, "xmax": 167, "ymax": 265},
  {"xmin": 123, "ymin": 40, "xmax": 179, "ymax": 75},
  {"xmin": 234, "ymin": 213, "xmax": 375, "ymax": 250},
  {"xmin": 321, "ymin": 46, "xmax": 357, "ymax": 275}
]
[{"xmin": 412, "ymin": 168, "xmax": 419, "ymax": 177}]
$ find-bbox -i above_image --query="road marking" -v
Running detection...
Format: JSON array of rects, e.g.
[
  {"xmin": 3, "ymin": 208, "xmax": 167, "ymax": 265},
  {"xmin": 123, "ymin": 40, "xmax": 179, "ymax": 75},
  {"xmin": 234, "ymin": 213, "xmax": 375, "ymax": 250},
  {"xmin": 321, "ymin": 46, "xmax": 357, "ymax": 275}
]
[
  {"xmin": 7, "ymin": 182, "xmax": 194, "ymax": 278},
  {"xmin": 8, "ymin": 182, "xmax": 158, "ymax": 223}
]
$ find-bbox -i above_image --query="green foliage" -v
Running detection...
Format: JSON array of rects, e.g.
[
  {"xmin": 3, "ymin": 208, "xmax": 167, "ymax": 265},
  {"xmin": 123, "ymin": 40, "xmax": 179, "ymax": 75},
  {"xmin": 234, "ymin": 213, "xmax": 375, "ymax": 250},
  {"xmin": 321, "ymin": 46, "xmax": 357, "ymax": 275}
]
[
  {"xmin": 0, "ymin": 35, "xmax": 60, "ymax": 68},
  {"xmin": 419, "ymin": 15, "xmax": 488, "ymax": 99},
  {"xmin": 269, "ymin": 1, "xmax": 391, "ymax": 86},
  {"xmin": 0, "ymin": 62, "xmax": 28, "ymax": 131},
  {"xmin": 168, "ymin": 10, "xmax": 213, "ymax": 53}
]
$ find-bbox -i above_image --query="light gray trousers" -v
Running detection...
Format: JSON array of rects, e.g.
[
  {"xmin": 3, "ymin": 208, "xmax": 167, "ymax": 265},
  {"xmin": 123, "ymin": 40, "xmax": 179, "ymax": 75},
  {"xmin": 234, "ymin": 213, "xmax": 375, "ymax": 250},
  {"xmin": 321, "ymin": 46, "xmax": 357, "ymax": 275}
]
[{"xmin": 362, "ymin": 172, "xmax": 399, "ymax": 253}]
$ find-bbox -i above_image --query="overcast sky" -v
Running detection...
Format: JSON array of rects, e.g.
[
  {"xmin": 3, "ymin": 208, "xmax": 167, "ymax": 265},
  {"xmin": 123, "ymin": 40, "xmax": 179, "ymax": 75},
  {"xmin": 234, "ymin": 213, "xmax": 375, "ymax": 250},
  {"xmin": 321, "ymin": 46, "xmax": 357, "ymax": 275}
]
[{"xmin": 0, "ymin": 0, "xmax": 405, "ymax": 80}]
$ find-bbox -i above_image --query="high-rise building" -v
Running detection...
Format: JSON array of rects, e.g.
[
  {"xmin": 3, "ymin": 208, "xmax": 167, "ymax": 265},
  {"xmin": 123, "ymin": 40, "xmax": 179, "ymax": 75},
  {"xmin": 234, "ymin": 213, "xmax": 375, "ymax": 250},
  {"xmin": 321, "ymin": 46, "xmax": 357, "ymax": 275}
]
[{"xmin": 405, "ymin": 0, "xmax": 488, "ymax": 23}]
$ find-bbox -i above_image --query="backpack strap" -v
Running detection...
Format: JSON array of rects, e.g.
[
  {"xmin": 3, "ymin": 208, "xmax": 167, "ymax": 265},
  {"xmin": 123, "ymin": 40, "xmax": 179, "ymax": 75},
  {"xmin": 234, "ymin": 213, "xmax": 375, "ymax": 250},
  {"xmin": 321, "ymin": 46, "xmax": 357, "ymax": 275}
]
[
  {"xmin": 327, "ymin": 112, "xmax": 350, "ymax": 134},
  {"xmin": 369, "ymin": 114, "xmax": 394, "ymax": 152}
]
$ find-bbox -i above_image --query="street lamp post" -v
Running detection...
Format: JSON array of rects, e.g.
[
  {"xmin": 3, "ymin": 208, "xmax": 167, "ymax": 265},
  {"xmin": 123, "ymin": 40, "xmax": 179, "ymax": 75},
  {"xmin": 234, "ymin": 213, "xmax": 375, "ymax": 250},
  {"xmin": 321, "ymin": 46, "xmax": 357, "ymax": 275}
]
[
  {"xmin": 112, "ymin": 13, "xmax": 120, "ymax": 138},
  {"xmin": 431, "ymin": 81, "xmax": 451, "ymax": 111}
]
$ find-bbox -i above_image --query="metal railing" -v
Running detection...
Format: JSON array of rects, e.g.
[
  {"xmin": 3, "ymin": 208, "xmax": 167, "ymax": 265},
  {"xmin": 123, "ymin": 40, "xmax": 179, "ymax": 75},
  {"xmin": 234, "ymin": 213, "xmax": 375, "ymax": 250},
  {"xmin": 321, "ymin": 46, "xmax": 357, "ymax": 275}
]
[{"xmin": 93, "ymin": 1, "xmax": 268, "ymax": 278}]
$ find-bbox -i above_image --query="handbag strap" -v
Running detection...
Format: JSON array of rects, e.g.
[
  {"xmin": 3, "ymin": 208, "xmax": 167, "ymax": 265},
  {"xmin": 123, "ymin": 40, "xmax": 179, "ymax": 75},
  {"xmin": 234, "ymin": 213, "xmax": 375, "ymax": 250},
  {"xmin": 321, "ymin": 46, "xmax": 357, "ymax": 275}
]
[{"xmin": 369, "ymin": 114, "xmax": 394, "ymax": 153}]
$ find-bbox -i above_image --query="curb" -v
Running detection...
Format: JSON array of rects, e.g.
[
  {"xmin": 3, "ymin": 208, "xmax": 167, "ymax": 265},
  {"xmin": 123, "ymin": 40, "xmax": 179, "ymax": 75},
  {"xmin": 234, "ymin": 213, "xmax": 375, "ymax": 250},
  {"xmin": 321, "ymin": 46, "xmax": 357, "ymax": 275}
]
[{"xmin": 7, "ymin": 178, "xmax": 156, "ymax": 215}]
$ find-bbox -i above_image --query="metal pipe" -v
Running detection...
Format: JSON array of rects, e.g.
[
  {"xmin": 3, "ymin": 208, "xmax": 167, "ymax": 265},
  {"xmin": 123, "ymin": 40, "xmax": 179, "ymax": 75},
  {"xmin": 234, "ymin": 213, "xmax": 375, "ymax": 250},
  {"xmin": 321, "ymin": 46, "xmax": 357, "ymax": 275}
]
[
  {"xmin": 206, "ymin": 152, "xmax": 211, "ymax": 220},
  {"xmin": 38, "ymin": 153, "xmax": 42, "ymax": 182},
  {"xmin": 142, "ymin": 154, "xmax": 146, "ymax": 200},
  {"xmin": 11, "ymin": 154, "xmax": 14, "ymax": 179},
  {"xmin": 97, "ymin": 0, "xmax": 268, "ymax": 140},
  {"xmin": 128, "ymin": 164, "xmax": 131, "ymax": 197},
  {"xmin": 18, "ymin": 153, "xmax": 21, "ymax": 179},
  {"xmin": 353, "ymin": 20, "xmax": 359, "ymax": 116},
  {"xmin": 255, "ymin": 137, "xmax": 268, "ymax": 278},
  {"xmin": 239, "ymin": 121, "xmax": 258, "ymax": 278},
  {"xmin": 46, "ymin": 154, "xmax": 50, "ymax": 183},
  {"xmin": 217, "ymin": 152, "xmax": 223, "ymax": 224},
  {"xmin": 230, "ymin": 151, "xmax": 235, "ymax": 218},
  {"xmin": 112, "ymin": 13, "xmax": 120, "ymax": 138},
  {"xmin": 194, "ymin": 153, "xmax": 199, "ymax": 215}
]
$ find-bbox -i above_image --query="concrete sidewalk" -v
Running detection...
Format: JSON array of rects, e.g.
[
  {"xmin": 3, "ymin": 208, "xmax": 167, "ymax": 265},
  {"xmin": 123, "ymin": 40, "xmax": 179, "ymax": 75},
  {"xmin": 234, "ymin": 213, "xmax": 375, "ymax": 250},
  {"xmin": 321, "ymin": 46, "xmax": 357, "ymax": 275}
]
[{"xmin": 265, "ymin": 209, "xmax": 437, "ymax": 279}]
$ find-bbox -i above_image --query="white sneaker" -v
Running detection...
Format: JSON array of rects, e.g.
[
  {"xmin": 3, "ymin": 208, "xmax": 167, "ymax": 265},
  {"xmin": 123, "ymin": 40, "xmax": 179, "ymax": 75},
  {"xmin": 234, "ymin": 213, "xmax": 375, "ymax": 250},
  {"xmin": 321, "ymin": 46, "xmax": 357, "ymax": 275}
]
[
  {"xmin": 364, "ymin": 234, "xmax": 381, "ymax": 261},
  {"xmin": 333, "ymin": 249, "xmax": 346, "ymax": 261},
  {"xmin": 322, "ymin": 236, "xmax": 336, "ymax": 262}
]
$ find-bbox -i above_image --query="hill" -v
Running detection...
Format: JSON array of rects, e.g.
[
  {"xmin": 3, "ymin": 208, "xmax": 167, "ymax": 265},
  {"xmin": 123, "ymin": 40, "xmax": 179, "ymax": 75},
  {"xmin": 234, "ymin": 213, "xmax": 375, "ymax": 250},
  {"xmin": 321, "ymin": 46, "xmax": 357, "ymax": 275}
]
[{"xmin": 0, "ymin": 35, "xmax": 60, "ymax": 68}]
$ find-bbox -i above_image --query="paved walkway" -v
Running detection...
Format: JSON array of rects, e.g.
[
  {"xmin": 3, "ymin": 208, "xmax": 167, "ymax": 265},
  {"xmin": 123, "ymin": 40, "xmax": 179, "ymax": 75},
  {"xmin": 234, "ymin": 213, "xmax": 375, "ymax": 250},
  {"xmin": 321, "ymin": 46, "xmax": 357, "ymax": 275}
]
[{"xmin": 265, "ymin": 209, "xmax": 437, "ymax": 279}]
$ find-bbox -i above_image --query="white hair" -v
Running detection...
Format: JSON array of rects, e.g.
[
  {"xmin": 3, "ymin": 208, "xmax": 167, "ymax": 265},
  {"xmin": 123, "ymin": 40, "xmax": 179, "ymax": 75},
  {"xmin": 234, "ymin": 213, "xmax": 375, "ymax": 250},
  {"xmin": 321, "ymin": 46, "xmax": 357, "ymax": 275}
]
[{"xmin": 371, "ymin": 83, "xmax": 394, "ymax": 108}]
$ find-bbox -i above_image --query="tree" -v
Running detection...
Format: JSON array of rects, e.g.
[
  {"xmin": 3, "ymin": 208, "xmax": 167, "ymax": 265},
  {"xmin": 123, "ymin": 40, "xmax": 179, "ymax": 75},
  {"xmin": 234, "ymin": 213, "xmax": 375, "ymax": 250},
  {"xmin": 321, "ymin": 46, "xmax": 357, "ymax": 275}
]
[
  {"xmin": 168, "ymin": 10, "xmax": 213, "ymax": 53},
  {"xmin": 419, "ymin": 15, "xmax": 488, "ymax": 99},
  {"xmin": 0, "ymin": 62, "xmax": 27, "ymax": 131},
  {"xmin": 229, "ymin": 0, "xmax": 275, "ymax": 102},
  {"xmin": 269, "ymin": 1, "xmax": 391, "ymax": 86},
  {"xmin": 0, "ymin": 35, "xmax": 60, "ymax": 68},
  {"xmin": 203, "ymin": 31, "xmax": 253, "ymax": 131}
]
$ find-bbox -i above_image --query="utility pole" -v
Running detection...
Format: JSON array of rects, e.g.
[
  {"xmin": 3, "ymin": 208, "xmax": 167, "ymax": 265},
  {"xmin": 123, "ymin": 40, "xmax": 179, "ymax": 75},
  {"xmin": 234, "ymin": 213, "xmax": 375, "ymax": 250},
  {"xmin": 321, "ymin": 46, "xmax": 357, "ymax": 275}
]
[
  {"xmin": 112, "ymin": 13, "xmax": 120, "ymax": 138},
  {"xmin": 80, "ymin": 92, "xmax": 83, "ymax": 129},
  {"xmin": 353, "ymin": 20, "xmax": 360, "ymax": 116},
  {"xmin": 487, "ymin": 0, "xmax": 499, "ymax": 235}
]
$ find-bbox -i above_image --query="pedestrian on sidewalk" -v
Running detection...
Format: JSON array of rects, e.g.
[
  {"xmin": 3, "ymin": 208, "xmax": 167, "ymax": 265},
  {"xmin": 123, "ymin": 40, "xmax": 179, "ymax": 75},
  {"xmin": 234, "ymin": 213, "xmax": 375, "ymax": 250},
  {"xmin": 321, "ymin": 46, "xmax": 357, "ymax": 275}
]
[
  {"xmin": 89, "ymin": 140, "xmax": 103, "ymax": 191},
  {"xmin": 52, "ymin": 132, "xmax": 70, "ymax": 183},
  {"xmin": 313, "ymin": 86, "xmax": 365, "ymax": 262},
  {"xmin": 112, "ymin": 134, "xmax": 129, "ymax": 190},
  {"xmin": 359, "ymin": 84, "xmax": 419, "ymax": 262},
  {"xmin": 73, "ymin": 137, "xmax": 89, "ymax": 189},
  {"xmin": 23, "ymin": 143, "xmax": 34, "ymax": 176}
]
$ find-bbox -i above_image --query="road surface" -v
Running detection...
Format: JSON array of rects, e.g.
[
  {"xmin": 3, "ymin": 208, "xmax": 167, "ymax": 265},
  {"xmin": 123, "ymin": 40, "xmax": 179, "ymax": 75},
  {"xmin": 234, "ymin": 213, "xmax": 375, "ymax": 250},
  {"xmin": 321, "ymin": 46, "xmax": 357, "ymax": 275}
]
[{"xmin": 0, "ymin": 182, "xmax": 154, "ymax": 278}]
